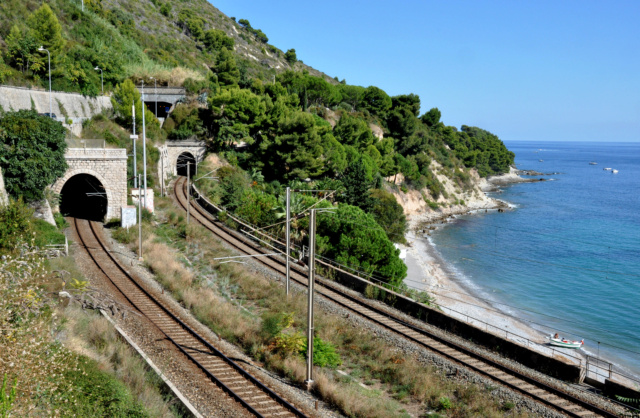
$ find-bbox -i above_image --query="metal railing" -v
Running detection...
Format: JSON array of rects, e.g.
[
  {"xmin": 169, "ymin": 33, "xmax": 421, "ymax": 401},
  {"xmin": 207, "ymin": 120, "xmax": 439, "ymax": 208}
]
[{"xmin": 42, "ymin": 236, "xmax": 68, "ymax": 258}]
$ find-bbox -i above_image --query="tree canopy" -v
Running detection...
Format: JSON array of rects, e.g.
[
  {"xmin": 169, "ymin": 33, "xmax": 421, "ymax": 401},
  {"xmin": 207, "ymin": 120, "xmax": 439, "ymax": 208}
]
[
  {"xmin": 316, "ymin": 204, "xmax": 407, "ymax": 287},
  {"xmin": 0, "ymin": 110, "xmax": 68, "ymax": 202}
]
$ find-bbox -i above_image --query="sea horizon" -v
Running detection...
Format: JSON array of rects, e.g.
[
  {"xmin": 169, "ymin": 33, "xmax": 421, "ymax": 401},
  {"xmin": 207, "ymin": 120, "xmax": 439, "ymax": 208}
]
[{"xmin": 428, "ymin": 140, "xmax": 640, "ymax": 378}]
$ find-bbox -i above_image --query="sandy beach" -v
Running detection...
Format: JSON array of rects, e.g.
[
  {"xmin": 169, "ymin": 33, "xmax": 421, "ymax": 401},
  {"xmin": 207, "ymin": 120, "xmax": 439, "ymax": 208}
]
[{"xmin": 398, "ymin": 172, "xmax": 590, "ymax": 370}]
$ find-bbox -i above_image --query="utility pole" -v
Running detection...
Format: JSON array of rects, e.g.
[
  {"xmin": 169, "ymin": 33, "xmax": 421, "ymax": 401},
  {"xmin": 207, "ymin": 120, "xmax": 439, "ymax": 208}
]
[
  {"xmin": 138, "ymin": 174, "xmax": 143, "ymax": 261},
  {"xmin": 141, "ymin": 81, "xmax": 148, "ymax": 210},
  {"xmin": 131, "ymin": 104, "xmax": 138, "ymax": 188},
  {"xmin": 160, "ymin": 152, "xmax": 164, "ymax": 198},
  {"xmin": 285, "ymin": 186, "xmax": 291, "ymax": 296},
  {"xmin": 305, "ymin": 209, "xmax": 317, "ymax": 390},
  {"xmin": 186, "ymin": 163, "xmax": 190, "ymax": 225}
]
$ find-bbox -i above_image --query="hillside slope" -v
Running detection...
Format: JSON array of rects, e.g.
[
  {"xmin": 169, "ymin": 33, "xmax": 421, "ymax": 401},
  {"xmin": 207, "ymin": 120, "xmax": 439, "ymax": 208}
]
[
  {"xmin": 0, "ymin": 0, "xmax": 515, "ymax": 223},
  {"xmin": 0, "ymin": 0, "xmax": 332, "ymax": 93}
]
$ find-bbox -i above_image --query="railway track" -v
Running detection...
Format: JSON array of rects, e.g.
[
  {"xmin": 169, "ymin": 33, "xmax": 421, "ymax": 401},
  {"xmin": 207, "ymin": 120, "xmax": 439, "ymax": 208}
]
[
  {"xmin": 174, "ymin": 176, "xmax": 623, "ymax": 418},
  {"xmin": 71, "ymin": 217, "xmax": 308, "ymax": 418}
]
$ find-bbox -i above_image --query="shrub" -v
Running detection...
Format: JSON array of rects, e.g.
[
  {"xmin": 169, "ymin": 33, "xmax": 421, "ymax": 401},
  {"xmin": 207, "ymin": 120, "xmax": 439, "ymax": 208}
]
[
  {"xmin": 438, "ymin": 396, "xmax": 452, "ymax": 411},
  {"xmin": 0, "ymin": 110, "xmax": 68, "ymax": 202},
  {"xmin": 502, "ymin": 401, "xmax": 515, "ymax": 411},
  {"xmin": 274, "ymin": 331, "xmax": 305, "ymax": 355},
  {"xmin": 364, "ymin": 284, "xmax": 380, "ymax": 300},
  {"xmin": 111, "ymin": 226, "xmax": 137, "ymax": 244},
  {"xmin": 55, "ymin": 357, "xmax": 148, "ymax": 416},
  {"xmin": 0, "ymin": 199, "xmax": 33, "ymax": 251},
  {"xmin": 261, "ymin": 312, "xmax": 294, "ymax": 339},
  {"xmin": 300, "ymin": 337, "xmax": 342, "ymax": 368}
]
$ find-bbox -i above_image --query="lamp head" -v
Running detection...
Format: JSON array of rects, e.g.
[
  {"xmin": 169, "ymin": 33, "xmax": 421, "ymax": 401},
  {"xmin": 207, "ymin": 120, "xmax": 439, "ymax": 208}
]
[
  {"xmin": 94, "ymin": 66, "xmax": 100, "ymax": 70},
  {"xmin": 38, "ymin": 46, "xmax": 44, "ymax": 51}
]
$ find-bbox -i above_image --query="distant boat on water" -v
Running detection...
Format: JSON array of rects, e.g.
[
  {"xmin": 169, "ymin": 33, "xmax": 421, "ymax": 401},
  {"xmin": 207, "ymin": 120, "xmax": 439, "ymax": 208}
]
[
  {"xmin": 612, "ymin": 169, "xmax": 619, "ymax": 174},
  {"xmin": 589, "ymin": 161, "xmax": 597, "ymax": 165},
  {"xmin": 538, "ymin": 159, "xmax": 544, "ymax": 162},
  {"xmin": 603, "ymin": 167, "xmax": 612, "ymax": 171}
]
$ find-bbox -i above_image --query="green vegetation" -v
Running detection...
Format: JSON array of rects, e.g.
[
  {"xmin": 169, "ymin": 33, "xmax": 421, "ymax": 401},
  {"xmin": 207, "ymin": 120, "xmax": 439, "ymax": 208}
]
[
  {"xmin": 0, "ymin": 209, "xmax": 175, "ymax": 416},
  {"xmin": 0, "ymin": 110, "xmax": 68, "ymax": 202},
  {"xmin": 0, "ymin": 198, "xmax": 33, "ymax": 251},
  {"xmin": 0, "ymin": 2, "xmax": 522, "ymax": 416},
  {"xmin": 108, "ymin": 196, "xmax": 527, "ymax": 417},
  {"xmin": 285, "ymin": 48, "xmax": 297, "ymax": 64}
]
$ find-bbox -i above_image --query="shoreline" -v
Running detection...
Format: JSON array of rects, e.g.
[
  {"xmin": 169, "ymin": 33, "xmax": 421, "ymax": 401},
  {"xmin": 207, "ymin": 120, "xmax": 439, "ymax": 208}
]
[{"xmin": 400, "ymin": 170, "xmax": 590, "ymax": 370}]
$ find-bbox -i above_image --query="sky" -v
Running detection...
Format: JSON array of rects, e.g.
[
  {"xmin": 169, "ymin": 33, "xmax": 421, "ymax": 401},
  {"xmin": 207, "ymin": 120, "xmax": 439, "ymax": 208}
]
[{"xmin": 210, "ymin": 0, "xmax": 639, "ymax": 142}]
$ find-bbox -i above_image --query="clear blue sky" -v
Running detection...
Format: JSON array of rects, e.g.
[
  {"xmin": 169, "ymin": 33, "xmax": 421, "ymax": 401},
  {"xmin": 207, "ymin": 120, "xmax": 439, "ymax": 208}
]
[{"xmin": 211, "ymin": 0, "xmax": 639, "ymax": 142}]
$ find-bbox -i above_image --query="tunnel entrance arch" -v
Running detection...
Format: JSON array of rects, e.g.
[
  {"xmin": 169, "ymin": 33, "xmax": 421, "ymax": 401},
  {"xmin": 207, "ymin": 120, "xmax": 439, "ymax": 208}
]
[
  {"xmin": 59, "ymin": 174, "xmax": 108, "ymax": 221},
  {"xmin": 51, "ymin": 148, "xmax": 127, "ymax": 220},
  {"xmin": 176, "ymin": 152, "xmax": 196, "ymax": 178}
]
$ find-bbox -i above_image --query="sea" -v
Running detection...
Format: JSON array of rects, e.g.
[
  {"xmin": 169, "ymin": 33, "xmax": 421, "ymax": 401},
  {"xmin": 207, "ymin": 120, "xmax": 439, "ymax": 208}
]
[{"xmin": 429, "ymin": 141, "xmax": 640, "ymax": 377}]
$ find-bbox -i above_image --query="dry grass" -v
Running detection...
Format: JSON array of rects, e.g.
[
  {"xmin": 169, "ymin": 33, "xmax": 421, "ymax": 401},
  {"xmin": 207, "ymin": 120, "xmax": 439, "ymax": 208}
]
[
  {"xmin": 126, "ymin": 63, "xmax": 205, "ymax": 87},
  {"xmin": 66, "ymin": 306, "xmax": 176, "ymax": 417},
  {"xmin": 0, "ymin": 247, "xmax": 177, "ymax": 416},
  {"xmin": 112, "ymin": 196, "xmax": 531, "ymax": 417}
]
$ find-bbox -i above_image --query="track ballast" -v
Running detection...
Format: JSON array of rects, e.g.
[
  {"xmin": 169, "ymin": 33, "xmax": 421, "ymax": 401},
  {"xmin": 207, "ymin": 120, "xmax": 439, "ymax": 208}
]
[{"xmin": 174, "ymin": 176, "xmax": 624, "ymax": 418}]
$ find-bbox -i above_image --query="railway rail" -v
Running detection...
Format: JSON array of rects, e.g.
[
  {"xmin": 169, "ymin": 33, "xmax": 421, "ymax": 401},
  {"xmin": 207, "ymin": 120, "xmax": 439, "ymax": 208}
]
[
  {"xmin": 71, "ymin": 216, "xmax": 308, "ymax": 418},
  {"xmin": 174, "ymin": 176, "xmax": 624, "ymax": 418}
]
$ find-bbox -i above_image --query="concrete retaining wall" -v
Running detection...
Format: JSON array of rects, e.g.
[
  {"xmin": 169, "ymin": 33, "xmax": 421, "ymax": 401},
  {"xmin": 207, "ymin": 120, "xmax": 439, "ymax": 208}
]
[
  {"xmin": 328, "ymin": 266, "xmax": 583, "ymax": 381},
  {"xmin": 0, "ymin": 85, "xmax": 111, "ymax": 129}
]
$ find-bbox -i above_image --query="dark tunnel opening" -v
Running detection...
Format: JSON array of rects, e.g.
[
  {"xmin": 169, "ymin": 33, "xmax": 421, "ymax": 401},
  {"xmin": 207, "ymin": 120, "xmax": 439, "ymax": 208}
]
[
  {"xmin": 144, "ymin": 101, "xmax": 172, "ymax": 119},
  {"xmin": 59, "ymin": 174, "xmax": 108, "ymax": 221},
  {"xmin": 177, "ymin": 152, "xmax": 196, "ymax": 178}
]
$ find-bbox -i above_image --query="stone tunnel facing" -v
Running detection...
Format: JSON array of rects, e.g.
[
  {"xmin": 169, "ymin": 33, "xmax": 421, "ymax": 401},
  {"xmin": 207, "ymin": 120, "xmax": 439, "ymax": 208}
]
[
  {"xmin": 177, "ymin": 152, "xmax": 196, "ymax": 177},
  {"xmin": 59, "ymin": 174, "xmax": 108, "ymax": 221}
]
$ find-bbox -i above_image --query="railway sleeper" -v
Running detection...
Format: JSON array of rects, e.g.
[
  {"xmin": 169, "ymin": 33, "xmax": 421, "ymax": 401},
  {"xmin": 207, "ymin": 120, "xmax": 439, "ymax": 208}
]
[{"xmin": 175, "ymin": 188, "xmax": 619, "ymax": 418}]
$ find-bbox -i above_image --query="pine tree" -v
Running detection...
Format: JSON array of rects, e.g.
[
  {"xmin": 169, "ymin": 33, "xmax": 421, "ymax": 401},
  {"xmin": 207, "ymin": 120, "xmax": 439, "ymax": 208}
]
[
  {"xmin": 27, "ymin": 4, "xmax": 65, "ymax": 55},
  {"xmin": 215, "ymin": 47, "xmax": 240, "ymax": 87},
  {"xmin": 342, "ymin": 158, "xmax": 374, "ymax": 212}
]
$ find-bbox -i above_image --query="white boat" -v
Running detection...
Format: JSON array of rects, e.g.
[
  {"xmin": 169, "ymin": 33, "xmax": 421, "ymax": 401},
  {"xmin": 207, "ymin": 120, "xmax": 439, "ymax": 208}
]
[
  {"xmin": 612, "ymin": 169, "xmax": 619, "ymax": 174},
  {"xmin": 589, "ymin": 161, "xmax": 597, "ymax": 165},
  {"xmin": 603, "ymin": 167, "xmax": 612, "ymax": 171},
  {"xmin": 548, "ymin": 337, "xmax": 583, "ymax": 349},
  {"xmin": 539, "ymin": 159, "xmax": 544, "ymax": 162}
]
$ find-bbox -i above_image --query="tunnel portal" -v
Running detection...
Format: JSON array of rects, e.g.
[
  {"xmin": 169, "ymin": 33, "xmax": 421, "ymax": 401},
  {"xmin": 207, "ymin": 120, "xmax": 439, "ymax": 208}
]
[
  {"xmin": 59, "ymin": 174, "xmax": 108, "ymax": 221},
  {"xmin": 177, "ymin": 152, "xmax": 196, "ymax": 178}
]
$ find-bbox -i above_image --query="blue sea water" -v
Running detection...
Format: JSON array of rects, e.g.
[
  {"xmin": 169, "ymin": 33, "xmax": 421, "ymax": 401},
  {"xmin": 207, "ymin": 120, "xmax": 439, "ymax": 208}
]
[{"xmin": 429, "ymin": 141, "xmax": 640, "ymax": 376}]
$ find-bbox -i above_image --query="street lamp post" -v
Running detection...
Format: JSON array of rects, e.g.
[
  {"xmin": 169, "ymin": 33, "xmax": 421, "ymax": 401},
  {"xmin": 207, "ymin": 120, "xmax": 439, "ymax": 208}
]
[
  {"xmin": 150, "ymin": 76, "xmax": 157, "ymax": 119},
  {"xmin": 303, "ymin": 206, "xmax": 336, "ymax": 391},
  {"xmin": 94, "ymin": 66, "xmax": 103, "ymax": 95},
  {"xmin": 285, "ymin": 187, "xmax": 291, "ymax": 296},
  {"xmin": 141, "ymin": 81, "xmax": 148, "ymax": 210},
  {"xmin": 37, "ymin": 46, "xmax": 52, "ymax": 117},
  {"xmin": 131, "ymin": 104, "xmax": 138, "ymax": 189},
  {"xmin": 305, "ymin": 209, "xmax": 318, "ymax": 390}
]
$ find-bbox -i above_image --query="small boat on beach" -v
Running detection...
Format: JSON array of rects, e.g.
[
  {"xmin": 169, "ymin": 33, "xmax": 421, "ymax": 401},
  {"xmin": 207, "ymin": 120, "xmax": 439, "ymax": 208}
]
[
  {"xmin": 589, "ymin": 161, "xmax": 597, "ymax": 165},
  {"xmin": 548, "ymin": 337, "xmax": 584, "ymax": 349},
  {"xmin": 603, "ymin": 167, "xmax": 612, "ymax": 171}
]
